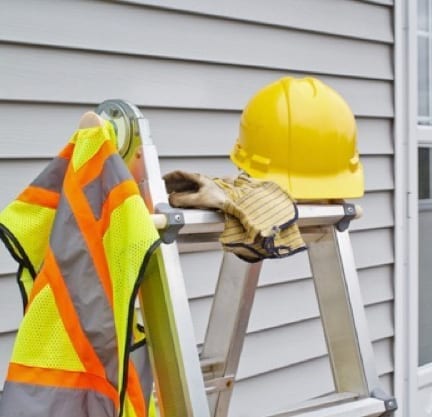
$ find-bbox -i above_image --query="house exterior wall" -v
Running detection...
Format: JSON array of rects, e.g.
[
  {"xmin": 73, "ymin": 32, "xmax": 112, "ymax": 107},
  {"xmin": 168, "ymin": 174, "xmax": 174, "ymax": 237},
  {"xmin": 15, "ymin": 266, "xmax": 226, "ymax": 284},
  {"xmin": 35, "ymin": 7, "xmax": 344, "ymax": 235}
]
[{"xmin": 0, "ymin": 1, "xmax": 395, "ymax": 416}]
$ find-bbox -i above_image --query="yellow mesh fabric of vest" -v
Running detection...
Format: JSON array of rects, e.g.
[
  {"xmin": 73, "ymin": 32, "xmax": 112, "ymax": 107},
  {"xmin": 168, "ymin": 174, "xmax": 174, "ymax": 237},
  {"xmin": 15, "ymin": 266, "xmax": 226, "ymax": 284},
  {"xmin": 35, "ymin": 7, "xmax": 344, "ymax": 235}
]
[
  {"xmin": 20, "ymin": 269, "xmax": 34, "ymax": 304},
  {"xmin": 0, "ymin": 121, "xmax": 157, "ymax": 416},
  {"xmin": 70, "ymin": 122, "xmax": 117, "ymax": 171},
  {"xmin": 123, "ymin": 397, "xmax": 137, "ymax": 417},
  {"xmin": 11, "ymin": 284, "xmax": 84, "ymax": 371},
  {"xmin": 103, "ymin": 195, "xmax": 159, "ymax": 399},
  {"xmin": 122, "ymin": 384, "xmax": 157, "ymax": 417},
  {"xmin": 0, "ymin": 201, "xmax": 55, "ymax": 279}
]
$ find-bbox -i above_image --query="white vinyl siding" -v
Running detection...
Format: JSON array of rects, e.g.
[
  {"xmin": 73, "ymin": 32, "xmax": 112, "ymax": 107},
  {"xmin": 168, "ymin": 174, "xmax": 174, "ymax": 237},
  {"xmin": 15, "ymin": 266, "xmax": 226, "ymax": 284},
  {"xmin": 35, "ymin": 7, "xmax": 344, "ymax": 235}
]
[{"xmin": 0, "ymin": 1, "xmax": 395, "ymax": 416}]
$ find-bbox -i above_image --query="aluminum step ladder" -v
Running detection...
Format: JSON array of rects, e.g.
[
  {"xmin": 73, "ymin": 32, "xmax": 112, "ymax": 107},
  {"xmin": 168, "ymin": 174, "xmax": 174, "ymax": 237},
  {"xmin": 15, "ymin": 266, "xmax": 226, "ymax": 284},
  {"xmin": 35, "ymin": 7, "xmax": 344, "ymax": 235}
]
[{"xmin": 95, "ymin": 100, "xmax": 397, "ymax": 417}]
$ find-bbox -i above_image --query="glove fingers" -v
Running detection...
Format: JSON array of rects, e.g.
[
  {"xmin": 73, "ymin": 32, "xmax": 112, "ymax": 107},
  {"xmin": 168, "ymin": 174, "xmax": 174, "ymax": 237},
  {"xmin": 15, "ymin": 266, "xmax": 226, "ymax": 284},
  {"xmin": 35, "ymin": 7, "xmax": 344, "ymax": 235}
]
[
  {"xmin": 163, "ymin": 170, "xmax": 202, "ymax": 193},
  {"xmin": 168, "ymin": 188, "xmax": 225, "ymax": 209},
  {"xmin": 165, "ymin": 171, "xmax": 227, "ymax": 209}
]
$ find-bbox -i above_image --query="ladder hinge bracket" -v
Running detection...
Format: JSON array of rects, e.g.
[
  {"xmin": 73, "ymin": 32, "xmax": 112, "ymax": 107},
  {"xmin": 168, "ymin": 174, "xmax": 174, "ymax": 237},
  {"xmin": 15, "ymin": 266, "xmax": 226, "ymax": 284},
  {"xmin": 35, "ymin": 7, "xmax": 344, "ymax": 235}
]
[
  {"xmin": 155, "ymin": 203, "xmax": 185, "ymax": 244},
  {"xmin": 336, "ymin": 203, "xmax": 357, "ymax": 232},
  {"xmin": 371, "ymin": 387, "xmax": 398, "ymax": 415}
]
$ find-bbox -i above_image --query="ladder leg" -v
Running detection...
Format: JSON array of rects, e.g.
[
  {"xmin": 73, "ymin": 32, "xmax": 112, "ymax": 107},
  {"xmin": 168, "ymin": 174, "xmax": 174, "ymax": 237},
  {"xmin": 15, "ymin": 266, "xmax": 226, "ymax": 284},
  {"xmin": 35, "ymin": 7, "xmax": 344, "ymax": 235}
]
[
  {"xmin": 305, "ymin": 225, "xmax": 381, "ymax": 396},
  {"xmin": 200, "ymin": 253, "xmax": 262, "ymax": 416},
  {"xmin": 140, "ymin": 244, "xmax": 210, "ymax": 417}
]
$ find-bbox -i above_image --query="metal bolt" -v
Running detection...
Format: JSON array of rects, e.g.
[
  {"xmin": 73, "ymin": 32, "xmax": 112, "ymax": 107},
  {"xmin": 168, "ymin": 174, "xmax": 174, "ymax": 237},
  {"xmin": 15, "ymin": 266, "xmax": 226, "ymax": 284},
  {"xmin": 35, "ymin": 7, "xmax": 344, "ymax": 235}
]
[{"xmin": 174, "ymin": 214, "xmax": 182, "ymax": 222}]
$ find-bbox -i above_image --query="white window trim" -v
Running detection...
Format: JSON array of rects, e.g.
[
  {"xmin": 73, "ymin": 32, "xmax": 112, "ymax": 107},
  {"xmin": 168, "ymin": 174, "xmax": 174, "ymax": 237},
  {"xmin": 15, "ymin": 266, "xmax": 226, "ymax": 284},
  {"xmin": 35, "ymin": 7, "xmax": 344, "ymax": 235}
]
[
  {"xmin": 418, "ymin": 125, "xmax": 432, "ymax": 143},
  {"xmin": 396, "ymin": 1, "xmax": 432, "ymax": 416},
  {"xmin": 394, "ymin": 1, "xmax": 418, "ymax": 417},
  {"xmin": 419, "ymin": 199, "xmax": 432, "ymax": 211}
]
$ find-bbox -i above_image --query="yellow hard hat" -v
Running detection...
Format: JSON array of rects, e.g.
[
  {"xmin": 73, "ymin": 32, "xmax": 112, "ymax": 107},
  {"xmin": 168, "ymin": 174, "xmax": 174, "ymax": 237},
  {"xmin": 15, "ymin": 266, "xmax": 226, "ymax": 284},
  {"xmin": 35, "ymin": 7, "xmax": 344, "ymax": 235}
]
[{"xmin": 230, "ymin": 77, "xmax": 364, "ymax": 200}]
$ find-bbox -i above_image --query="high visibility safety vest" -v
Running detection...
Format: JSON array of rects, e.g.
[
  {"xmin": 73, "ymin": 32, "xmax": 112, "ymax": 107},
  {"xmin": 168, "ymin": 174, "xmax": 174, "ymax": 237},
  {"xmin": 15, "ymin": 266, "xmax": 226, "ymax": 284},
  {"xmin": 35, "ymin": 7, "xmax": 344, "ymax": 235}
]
[{"xmin": 0, "ymin": 122, "xmax": 160, "ymax": 417}]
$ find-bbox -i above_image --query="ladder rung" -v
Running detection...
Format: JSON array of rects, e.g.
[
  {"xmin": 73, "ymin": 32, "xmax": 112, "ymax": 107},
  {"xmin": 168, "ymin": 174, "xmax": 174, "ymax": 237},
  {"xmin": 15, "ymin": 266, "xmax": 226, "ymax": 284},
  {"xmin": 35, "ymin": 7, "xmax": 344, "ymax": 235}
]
[
  {"xmin": 267, "ymin": 395, "xmax": 387, "ymax": 417},
  {"xmin": 150, "ymin": 204, "xmax": 360, "ymax": 234},
  {"xmin": 271, "ymin": 392, "xmax": 358, "ymax": 415},
  {"xmin": 204, "ymin": 375, "xmax": 235, "ymax": 395}
]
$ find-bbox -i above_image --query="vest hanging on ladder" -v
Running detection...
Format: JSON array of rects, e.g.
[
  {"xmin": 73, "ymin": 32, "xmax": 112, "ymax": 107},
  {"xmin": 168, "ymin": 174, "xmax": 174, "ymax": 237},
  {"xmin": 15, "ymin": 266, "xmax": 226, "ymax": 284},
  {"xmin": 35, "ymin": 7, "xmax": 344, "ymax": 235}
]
[{"xmin": 0, "ymin": 122, "xmax": 161, "ymax": 417}]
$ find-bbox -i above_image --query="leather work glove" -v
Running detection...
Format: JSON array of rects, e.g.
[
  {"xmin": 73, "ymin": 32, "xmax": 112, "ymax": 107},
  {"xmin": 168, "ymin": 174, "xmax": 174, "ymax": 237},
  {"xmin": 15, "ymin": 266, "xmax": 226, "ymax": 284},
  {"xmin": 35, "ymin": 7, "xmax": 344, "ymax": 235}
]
[
  {"xmin": 163, "ymin": 171, "xmax": 306, "ymax": 263},
  {"xmin": 163, "ymin": 170, "xmax": 228, "ymax": 210}
]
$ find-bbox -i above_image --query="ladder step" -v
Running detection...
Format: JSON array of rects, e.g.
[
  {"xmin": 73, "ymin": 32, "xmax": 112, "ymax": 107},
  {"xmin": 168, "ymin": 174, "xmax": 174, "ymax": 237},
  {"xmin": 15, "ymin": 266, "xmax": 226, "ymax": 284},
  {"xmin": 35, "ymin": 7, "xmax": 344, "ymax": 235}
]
[
  {"xmin": 174, "ymin": 204, "xmax": 358, "ymax": 235},
  {"xmin": 267, "ymin": 395, "xmax": 387, "ymax": 417}
]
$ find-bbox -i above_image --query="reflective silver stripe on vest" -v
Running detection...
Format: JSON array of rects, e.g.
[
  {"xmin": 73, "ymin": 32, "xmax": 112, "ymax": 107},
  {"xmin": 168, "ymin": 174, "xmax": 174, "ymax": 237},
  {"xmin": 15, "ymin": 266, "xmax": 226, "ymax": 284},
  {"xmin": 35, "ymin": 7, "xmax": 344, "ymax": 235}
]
[
  {"xmin": 31, "ymin": 156, "xmax": 69, "ymax": 193},
  {"xmin": 83, "ymin": 155, "xmax": 132, "ymax": 220},
  {"xmin": 50, "ymin": 195, "xmax": 118, "ymax": 388},
  {"xmin": 0, "ymin": 381, "xmax": 115, "ymax": 417}
]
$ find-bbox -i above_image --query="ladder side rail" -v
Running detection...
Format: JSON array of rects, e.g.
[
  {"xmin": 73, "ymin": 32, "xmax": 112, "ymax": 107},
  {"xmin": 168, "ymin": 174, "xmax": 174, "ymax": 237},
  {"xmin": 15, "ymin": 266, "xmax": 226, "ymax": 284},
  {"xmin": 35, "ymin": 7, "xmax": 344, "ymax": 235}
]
[
  {"xmin": 200, "ymin": 253, "xmax": 262, "ymax": 416},
  {"xmin": 305, "ymin": 225, "xmax": 381, "ymax": 396},
  {"xmin": 133, "ymin": 121, "xmax": 210, "ymax": 417},
  {"xmin": 334, "ymin": 229, "xmax": 383, "ymax": 392}
]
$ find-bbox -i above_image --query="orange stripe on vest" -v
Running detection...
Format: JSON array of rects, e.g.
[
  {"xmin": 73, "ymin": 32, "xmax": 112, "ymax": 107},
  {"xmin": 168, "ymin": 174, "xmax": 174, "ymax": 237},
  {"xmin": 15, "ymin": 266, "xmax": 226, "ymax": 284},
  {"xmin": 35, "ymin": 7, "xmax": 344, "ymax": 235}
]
[{"xmin": 7, "ymin": 363, "xmax": 119, "ymax": 409}]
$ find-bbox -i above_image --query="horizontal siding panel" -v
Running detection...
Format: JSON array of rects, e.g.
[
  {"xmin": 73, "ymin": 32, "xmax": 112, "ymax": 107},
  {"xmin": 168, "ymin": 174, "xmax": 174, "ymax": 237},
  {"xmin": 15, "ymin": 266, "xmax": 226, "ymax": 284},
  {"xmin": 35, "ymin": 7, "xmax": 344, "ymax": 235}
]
[
  {"xmin": 0, "ymin": 179, "xmax": 394, "ymax": 274},
  {"xmin": 357, "ymin": 117, "xmax": 394, "ymax": 155},
  {"xmin": 379, "ymin": 373, "xmax": 393, "ymax": 395},
  {"xmin": 160, "ymin": 156, "xmax": 393, "ymax": 191},
  {"xmin": 362, "ymin": 156, "xmax": 394, "ymax": 191},
  {"xmin": 0, "ymin": 1, "xmax": 392, "ymax": 80},
  {"xmin": 366, "ymin": 302, "xmax": 394, "ymax": 341},
  {"xmin": 181, "ymin": 251, "xmax": 222, "ymax": 299},
  {"xmin": 374, "ymin": 337, "xmax": 394, "ymax": 375},
  {"xmin": 228, "ymin": 338, "xmax": 393, "ymax": 416},
  {"xmin": 182, "ymin": 252, "xmax": 313, "ymax": 299},
  {"xmin": 0, "ymin": 44, "xmax": 394, "ymax": 117},
  {"xmin": 0, "ymin": 155, "xmax": 392, "ymax": 206},
  {"xmin": 229, "ymin": 357, "xmax": 334, "ymax": 417},
  {"xmin": 236, "ymin": 320, "xmax": 392, "ymax": 380},
  {"xmin": 237, "ymin": 319, "xmax": 327, "ymax": 379},
  {"xmin": 0, "ymin": 104, "xmax": 393, "ymax": 158},
  {"xmin": 0, "ymin": 160, "xmax": 393, "ymax": 277},
  {"xmin": 0, "ymin": 275, "xmax": 22, "ymax": 333},
  {"xmin": 1, "ymin": 241, "xmax": 393, "ymax": 336},
  {"xmin": 362, "ymin": 0, "xmax": 393, "ymax": 5},
  {"xmin": 230, "ymin": 358, "xmax": 394, "ymax": 417},
  {"xmin": 182, "ymin": 246, "xmax": 393, "ymax": 300},
  {"xmin": 350, "ymin": 191, "xmax": 394, "ymax": 231},
  {"xmin": 190, "ymin": 277, "xmax": 394, "ymax": 343},
  {"xmin": 0, "ymin": 251, "xmax": 20, "ymax": 277},
  {"xmin": 358, "ymin": 265, "xmax": 394, "ymax": 305},
  {"xmin": 352, "ymin": 228, "xmax": 394, "ymax": 267},
  {"xmin": 0, "ymin": 310, "xmax": 393, "ymax": 399},
  {"xmin": 0, "ymin": 333, "xmax": 15, "ymax": 391},
  {"xmin": 0, "ymin": 103, "xmax": 93, "ymax": 158},
  {"xmin": 118, "ymin": 0, "xmax": 393, "ymax": 43}
]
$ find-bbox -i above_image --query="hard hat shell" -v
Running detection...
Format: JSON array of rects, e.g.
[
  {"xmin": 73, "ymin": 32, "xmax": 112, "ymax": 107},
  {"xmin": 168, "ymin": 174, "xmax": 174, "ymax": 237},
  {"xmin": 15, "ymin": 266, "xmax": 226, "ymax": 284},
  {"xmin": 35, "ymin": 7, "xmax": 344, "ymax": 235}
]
[{"xmin": 230, "ymin": 77, "xmax": 364, "ymax": 200}]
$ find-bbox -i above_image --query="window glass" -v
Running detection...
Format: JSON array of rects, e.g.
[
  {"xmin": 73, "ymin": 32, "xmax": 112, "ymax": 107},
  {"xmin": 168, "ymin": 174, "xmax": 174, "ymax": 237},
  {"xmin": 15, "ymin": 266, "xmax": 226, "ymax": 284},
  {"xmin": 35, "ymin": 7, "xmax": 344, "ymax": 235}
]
[
  {"xmin": 418, "ymin": 0, "xmax": 432, "ymax": 124},
  {"xmin": 419, "ymin": 147, "xmax": 431, "ymax": 199},
  {"xmin": 419, "ymin": 0, "xmax": 429, "ymax": 31},
  {"xmin": 418, "ymin": 1, "xmax": 432, "ymax": 368},
  {"xmin": 419, "ymin": 36, "xmax": 430, "ymax": 120},
  {"xmin": 419, "ymin": 147, "xmax": 432, "ymax": 365}
]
